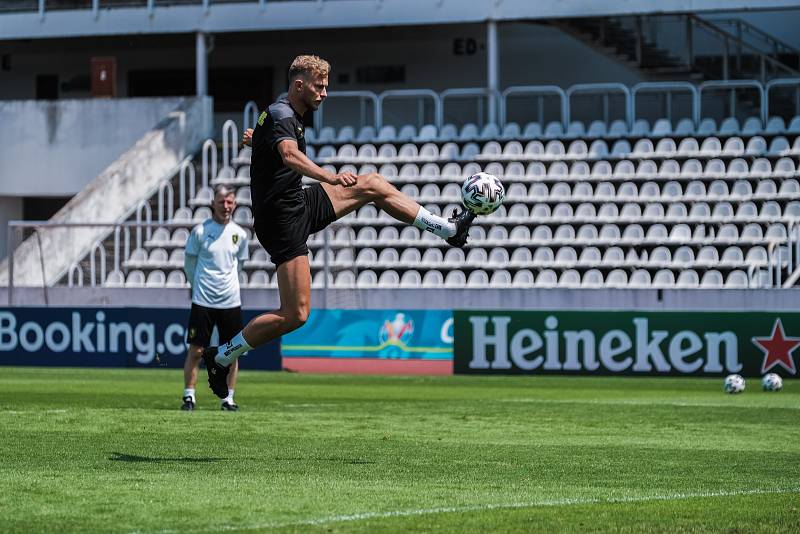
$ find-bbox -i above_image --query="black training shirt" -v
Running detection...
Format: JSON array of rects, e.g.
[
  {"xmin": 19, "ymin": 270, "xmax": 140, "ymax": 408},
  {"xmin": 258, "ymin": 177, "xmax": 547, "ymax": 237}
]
[{"xmin": 250, "ymin": 97, "xmax": 307, "ymax": 222}]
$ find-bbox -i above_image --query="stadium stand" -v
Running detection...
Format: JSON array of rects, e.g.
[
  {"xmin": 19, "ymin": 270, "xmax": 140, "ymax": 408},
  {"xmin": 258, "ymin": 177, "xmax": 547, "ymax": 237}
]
[{"xmin": 63, "ymin": 87, "xmax": 800, "ymax": 290}]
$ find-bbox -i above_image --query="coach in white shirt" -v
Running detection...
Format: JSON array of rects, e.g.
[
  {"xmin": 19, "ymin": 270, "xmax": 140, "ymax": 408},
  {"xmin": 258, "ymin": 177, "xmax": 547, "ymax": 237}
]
[{"xmin": 182, "ymin": 185, "xmax": 249, "ymax": 411}]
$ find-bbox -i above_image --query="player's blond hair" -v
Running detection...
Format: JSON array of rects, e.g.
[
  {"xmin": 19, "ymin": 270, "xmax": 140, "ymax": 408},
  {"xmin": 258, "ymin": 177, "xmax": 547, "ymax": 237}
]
[{"xmin": 288, "ymin": 55, "xmax": 330, "ymax": 83}]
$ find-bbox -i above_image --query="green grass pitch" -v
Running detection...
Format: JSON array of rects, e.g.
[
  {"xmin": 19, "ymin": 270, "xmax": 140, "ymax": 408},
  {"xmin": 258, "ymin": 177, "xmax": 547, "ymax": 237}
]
[{"xmin": 0, "ymin": 367, "xmax": 798, "ymax": 533}]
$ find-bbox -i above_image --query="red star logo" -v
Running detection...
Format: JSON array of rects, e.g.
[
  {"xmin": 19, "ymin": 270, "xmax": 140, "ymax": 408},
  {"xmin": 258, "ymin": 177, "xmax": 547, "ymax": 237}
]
[{"xmin": 751, "ymin": 318, "xmax": 800, "ymax": 375}]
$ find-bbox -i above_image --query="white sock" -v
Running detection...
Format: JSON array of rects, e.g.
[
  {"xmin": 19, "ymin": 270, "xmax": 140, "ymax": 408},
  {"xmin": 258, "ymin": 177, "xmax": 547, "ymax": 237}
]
[
  {"xmin": 412, "ymin": 207, "xmax": 456, "ymax": 239},
  {"xmin": 215, "ymin": 331, "xmax": 253, "ymax": 367},
  {"xmin": 223, "ymin": 389, "xmax": 235, "ymax": 405},
  {"xmin": 183, "ymin": 388, "xmax": 195, "ymax": 402}
]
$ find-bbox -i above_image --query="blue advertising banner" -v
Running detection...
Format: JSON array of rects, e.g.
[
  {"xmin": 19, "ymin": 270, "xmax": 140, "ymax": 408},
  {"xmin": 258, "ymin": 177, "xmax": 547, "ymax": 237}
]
[
  {"xmin": 282, "ymin": 309, "xmax": 453, "ymax": 360},
  {"xmin": 0, "ymin": 308, "xmax": 280, "ymax": 370}
]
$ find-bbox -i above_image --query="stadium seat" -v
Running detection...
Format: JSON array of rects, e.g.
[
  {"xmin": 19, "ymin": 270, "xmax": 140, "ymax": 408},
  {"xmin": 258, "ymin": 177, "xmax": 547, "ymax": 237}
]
[
  {"xmin": 398, "ymin": 270, "xmax": 421, "ymax": 288},
  {"xmin": 378, "ymin": 270, "xmax": 400, "ymax": 288},
  {"xmin": 512, "ymin": 269, "xmax": 535, "ymax": 287},
  {"xmin": 357, "ymin": 270, "xmax": 378, "ymax": 288},
  {"xmin": 421, "ymin": 270, "xmax": 444, "ymax": 288},
  {"xmin": 444, "ymin": 270, "xmax": 466, "ymax": 288}
]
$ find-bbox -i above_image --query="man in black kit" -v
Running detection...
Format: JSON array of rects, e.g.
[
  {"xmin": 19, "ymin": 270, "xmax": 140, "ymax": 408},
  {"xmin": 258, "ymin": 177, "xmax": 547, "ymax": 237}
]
[{"xmin": 201, "ymin": 54, "xmax": 476, "ymax": 396}]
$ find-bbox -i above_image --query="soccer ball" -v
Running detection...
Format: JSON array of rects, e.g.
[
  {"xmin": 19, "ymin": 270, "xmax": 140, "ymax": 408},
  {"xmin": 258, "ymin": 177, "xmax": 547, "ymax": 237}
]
[
  {"xmin": 762, "ymin": 373, "xmax": 783, "ymax": 392},
  {"xmin": 724, "ymin": 374, "xmax": 746, "ymax": 394},
  {"xmin": 461, "ymin": 172, "xmax": 505, "ymax": 215}
]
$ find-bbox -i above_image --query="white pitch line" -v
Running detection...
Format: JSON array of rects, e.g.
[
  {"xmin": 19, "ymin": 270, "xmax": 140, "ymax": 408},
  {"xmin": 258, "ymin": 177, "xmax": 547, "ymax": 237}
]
[
  {"xmin": 497, "ymin": 398, "xmax": 800, "ymax": 410},
  {"xmin": 152, "ymin": 486, "xmax": 799, "ymax": 534}
]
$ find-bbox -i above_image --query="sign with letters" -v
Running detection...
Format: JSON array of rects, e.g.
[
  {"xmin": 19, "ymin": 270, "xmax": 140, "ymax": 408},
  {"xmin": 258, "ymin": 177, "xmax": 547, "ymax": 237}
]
[
  {"xmin": 454, "ymin": 310, "xmax": 800, "ymax": 377},
  {"xmin": 0, "ymin": 308, "xmax": 280, "ymax": 370}
]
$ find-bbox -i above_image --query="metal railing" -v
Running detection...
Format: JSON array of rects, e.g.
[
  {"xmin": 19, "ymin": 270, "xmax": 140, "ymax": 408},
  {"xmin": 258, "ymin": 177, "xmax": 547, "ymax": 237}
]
[
  {"xmin": 566, "ymin": 83, "xmax": 631, "ymax": 128},
  {"xmin": 631, "ymin": 81, "xmax": 699, "ymax": 126},
  {"xmin": 246, "ymin": 77, "xmax": 800, "ymax": 135},
  {"xmin": 6, "ymin": 220, "xmax": 341, "ymax": 305},
  {"xmin": 377, "ymin": 89, "xmax": 440, "ymax": 130},
  {"xmin": 500, "ymin": 85, "xmax": 567, "ymax": 128}
]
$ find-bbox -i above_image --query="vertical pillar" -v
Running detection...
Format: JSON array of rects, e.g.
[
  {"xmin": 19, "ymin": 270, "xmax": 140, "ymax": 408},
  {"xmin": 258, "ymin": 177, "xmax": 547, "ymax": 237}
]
[
  {"xmin": 196, "ymin": 31, "xmax": 208, "ymax": 97},
  {"xmin": 487, "ymin": 19, "xmax": 499, "ymax": 126},
  {"xmin": 685, "ymin": 16, "xmax": 694, "ymax": 68}
]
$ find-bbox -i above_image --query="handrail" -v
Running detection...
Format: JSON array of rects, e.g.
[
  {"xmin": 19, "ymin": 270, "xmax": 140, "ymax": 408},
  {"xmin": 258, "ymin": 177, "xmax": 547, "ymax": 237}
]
[
  {"xmin": 317, "ymin": 90, "xmax": 379, "ymax": 130},
  {"xmin": 178, "ymin": 158, "xmax": 195, "ymax": 210},
  {"xmin": 706, "ymin": 17, "xmax": 800, "ymax": 57},
  {"xmin": 157, "ymin": 181, "xmax": 174, "ymax": 224},
  {"xmin": 68, "ymin": 263, "xmax": 83, "ymax": 288},
  {"xmin": 243, "ymin": 101, "xmax": 259, "ymax": 132},
  {"xmin": 439, "ymin": 87, "xmax": 502, "ymax": 128},
  {"xmin": 201, "ymin": 139, "xmax": 217, "ymax": 190},
  {"xmin": 89, "ymin": 241, "xmax": 106, "ymax": 288},
  {"xmin": 698, "ymin": 79, "xmax": 766, "ymax": 123},
  {"xmin": 376, "ymin": 89, "xmax": 441, "ymax": 130},
  {"xmin": 221, "ymin": 119, "xmax": 238, "ymax": 169},
  {"xmin": 765, "ymin": 78, "xmax": 800, "ymax": 119},
  {"xmin": 500, "ymin": 85, "xmax": 567, "ymax": 128},
  {"xmin": 243, "ymin": 78, "xmax": 800, "ymax": 137},
  {"xmin": 566, "ymin": 83, "xmax": 631, "ymax": 128},
  {"xmin": 631, "ymin": 81, "xmax": 699, "ymax": 126},
  {"xmin": 690, "ymin": 15, "xmax": 799, "ymax": 79}
]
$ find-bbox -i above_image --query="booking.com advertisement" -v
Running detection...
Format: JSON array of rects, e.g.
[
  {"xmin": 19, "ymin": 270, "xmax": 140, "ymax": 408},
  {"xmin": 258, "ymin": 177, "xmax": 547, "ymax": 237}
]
[
  {"xmin": 282, "ymin": 309, "xmax": 454, "ymax": 360},
  {"xmin": 0, "ymin": 308, "xmax": 280, "ymax": 369}
]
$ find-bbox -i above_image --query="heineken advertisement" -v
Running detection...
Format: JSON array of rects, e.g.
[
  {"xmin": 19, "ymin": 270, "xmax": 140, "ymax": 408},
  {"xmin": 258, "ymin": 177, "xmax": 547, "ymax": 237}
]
[{"xmin": 454, "ymin": 310, "xmax": 800, "ymax": 377}]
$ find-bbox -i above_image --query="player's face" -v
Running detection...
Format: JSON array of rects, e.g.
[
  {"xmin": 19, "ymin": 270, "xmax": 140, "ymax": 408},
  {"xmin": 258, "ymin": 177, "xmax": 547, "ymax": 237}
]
[
  {"xmin": 302, "ymin": 74, "xmax": 328, "ymax": 111},
  {"xmin": 212, "ymin": 193, "xmax": 236, "ymax": 224}
]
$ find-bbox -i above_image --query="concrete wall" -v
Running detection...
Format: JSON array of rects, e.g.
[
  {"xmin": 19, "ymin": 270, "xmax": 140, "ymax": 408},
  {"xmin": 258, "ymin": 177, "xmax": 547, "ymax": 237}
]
[
  {"xmin": 1, "ymin": 287, "xmax": 796, "ymax": 311},
  {"xmin": 0, "ymin": 197, "xmax": 22, "ymax": 261},
  {"xmin": 0, "ymin": 97, "xmax": 185, "ymax": 196},
  {"xmin": 0, "ymin": 23, "xmax": 644, "ymax": 127},
  {"xmin": 0, "ymin": 96, "xmax": 213, "ymax": 287}
]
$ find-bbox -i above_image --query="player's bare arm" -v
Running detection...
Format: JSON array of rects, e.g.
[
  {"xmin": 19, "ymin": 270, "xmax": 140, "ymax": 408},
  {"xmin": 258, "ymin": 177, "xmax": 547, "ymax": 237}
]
[{"xmin": 277, "ymin": 138, "xmax": 357, "ymax": 187}]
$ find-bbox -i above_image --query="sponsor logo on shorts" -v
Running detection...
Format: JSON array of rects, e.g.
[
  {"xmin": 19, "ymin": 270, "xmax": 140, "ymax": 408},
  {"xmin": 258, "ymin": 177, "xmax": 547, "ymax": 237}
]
[{"xmin": 188, "ymin": 327, "xmax": 197, "ymax": 340}]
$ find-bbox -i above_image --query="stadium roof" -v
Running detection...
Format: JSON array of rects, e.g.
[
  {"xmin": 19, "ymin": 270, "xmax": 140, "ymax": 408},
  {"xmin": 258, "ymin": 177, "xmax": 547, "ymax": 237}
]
[{"xmin": 0, "ymin": 0, "xmax": 798, "ymax": 41}]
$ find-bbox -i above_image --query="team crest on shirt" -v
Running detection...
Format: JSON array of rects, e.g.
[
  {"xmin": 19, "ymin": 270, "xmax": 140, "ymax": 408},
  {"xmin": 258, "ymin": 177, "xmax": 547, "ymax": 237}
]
[
  {"xmin": 297, "ymin": 126, "xmax": 304, "ymax": 138},
  {"xmin": 232, "ymin": 234, "xmax": 239, "ymax": 245}
]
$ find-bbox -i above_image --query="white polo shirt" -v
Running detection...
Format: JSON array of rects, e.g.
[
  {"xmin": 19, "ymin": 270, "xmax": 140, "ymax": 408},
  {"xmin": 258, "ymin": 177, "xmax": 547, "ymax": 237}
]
[{"xmin": 185, "ymin": 219, "xmax": 249, "ymax": 309}]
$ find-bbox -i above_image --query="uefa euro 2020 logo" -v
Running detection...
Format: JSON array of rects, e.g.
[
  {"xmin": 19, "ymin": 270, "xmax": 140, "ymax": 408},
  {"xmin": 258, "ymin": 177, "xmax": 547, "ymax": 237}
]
[{"xmin": 379, "ymin": 313, "xmax": 415, "ymax": 354}]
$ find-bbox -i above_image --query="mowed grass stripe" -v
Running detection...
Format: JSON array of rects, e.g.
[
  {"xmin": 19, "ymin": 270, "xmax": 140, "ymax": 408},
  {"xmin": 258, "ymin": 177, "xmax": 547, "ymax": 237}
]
[{"xmin": 0, "ymin": 367, "xmax": 798, "ymax": 533}]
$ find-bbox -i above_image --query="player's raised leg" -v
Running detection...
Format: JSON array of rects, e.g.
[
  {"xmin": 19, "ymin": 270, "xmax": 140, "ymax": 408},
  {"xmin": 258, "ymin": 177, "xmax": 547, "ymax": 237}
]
[{"xmin": 321, "ymin": 172, "xmax": 475, "ymax": 247}]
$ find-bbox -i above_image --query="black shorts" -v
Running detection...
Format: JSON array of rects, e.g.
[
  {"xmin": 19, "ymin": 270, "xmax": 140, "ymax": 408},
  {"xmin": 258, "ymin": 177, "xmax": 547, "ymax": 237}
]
[
  {"xmin": 255, "ymin": 183, "xmax": 337, "ymax": 267},
  {"xmin": 186, "ymin": 303, "xmax": 244, "ymax": 347}
]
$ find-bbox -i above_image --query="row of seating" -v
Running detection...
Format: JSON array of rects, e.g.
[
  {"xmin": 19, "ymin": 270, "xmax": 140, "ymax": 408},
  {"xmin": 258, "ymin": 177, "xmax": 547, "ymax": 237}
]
[
  {"xmin": 314, "ymin": 158, "xmax": 800, "ymax": 181},
  {"xmin": 303, "ymin": 245, "xmax": 773, "ymax": 270},
  {"xmin": 306, "ymin": 116, "xmax": 800, "ymax": 145},
  {"xmin": 102, "ymin": 266, "xmax": 756, "ymax": 289},
  {"xmin": 300, "ymin": 268, "xmax": 754, "ymax": 289},
  {"xmin": 311, "ymin": 136, "xmax": 800, "ymax": 164},
  {"xmin": 189, "ymin": 183, "xmax": 800, "ymax": 214}
]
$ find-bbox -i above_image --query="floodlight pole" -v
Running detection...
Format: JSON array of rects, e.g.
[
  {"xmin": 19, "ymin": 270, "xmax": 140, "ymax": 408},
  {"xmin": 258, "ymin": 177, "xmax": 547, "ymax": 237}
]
[
  {"xmin": 487, "ymin": 19, "xmax": 499, "ymax": 126},
  {"xmin": 196, "ymin": 31, "xmax": 208, "ymax": 97}
]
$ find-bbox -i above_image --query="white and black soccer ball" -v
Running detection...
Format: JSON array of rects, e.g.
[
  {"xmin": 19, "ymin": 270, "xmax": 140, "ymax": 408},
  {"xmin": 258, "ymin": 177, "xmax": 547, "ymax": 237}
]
[
  {"xmin": 461, "ymin": 172, "xmax": 505, "ymax": 215},
  {"xmin": 761, "ymin": 373, "xmax": 783, "ymax": 392},
  {"xmin": 724, "ymin": 374, "xmax": 746, "ymax": 394}
]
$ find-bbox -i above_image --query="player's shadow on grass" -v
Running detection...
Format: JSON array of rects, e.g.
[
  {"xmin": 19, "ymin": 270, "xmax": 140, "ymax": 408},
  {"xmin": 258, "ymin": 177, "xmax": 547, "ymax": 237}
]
[{"xmin": 109, "ymin": 452, "xmax": 224, "ymax": 463}]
